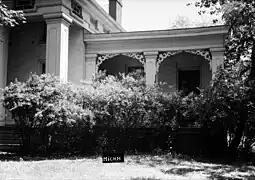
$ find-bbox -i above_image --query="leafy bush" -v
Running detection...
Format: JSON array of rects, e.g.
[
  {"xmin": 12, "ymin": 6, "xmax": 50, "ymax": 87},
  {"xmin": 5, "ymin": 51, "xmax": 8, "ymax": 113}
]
[
  {"xmin": 1, "ymin": 73, "xmax": 95, "ymax": 153},
  {"xmin": 76, "ymin": 70, "xmax": 176, "ymax": 153},
  {"xmin": 174, "ymin": 66, "xmax": 255, "ymax": 158},
  {"xmin": 80, "ymin": 70, "xmax": 177, "ymax": 129},
  {"xmin": 4, "ymin": 66, "xmax": 253, "ymax": 158},
  {"xmin": 1, "ymin": 71, "xmax": 176, "ymax": 154}
]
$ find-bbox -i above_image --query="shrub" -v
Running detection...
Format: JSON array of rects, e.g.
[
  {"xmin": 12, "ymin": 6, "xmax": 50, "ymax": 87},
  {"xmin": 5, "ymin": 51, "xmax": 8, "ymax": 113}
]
[
  {"xmin": 1, "ymin": 72, "xmax": 177, "ymax": 154},
  {"xmin": 174, "ymin": 66, "xmax": 255, "ymax": 158},
  {"xmin": 80, "ymin": 70, "xmax": 177, "ymax": 129},
  {"xmin": 77, "ymin": 70, "xmax": 177, "ymax": 153},
  {"xmin": 1, "ymin": 73, "xmax": 95, "ymax": 153}
]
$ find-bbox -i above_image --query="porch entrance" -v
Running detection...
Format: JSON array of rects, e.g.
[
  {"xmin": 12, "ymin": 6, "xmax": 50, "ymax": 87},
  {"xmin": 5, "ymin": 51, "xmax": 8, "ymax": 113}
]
[{"xmin": 178, "ymin": 69, "xmax": 200, "ymax": 95}]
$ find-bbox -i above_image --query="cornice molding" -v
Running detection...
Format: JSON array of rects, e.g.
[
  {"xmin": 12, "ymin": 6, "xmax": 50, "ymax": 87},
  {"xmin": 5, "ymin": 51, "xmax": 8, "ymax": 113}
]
[
  {"xmin": 79, "ymin": 0, "xmax": 125, "ymax": 32},
  {"xmin": 43, "ymin": 12, "xmax": 73, "ymax": 24},
  {"xmin": 84, "ymin": 25, "xmax": 228, "ymax": 42},
  {"xmin": 210, "ymin": 47, "xmax": 225, "ymax": 52},
  {"xmin": 85, "ymin": 53, "xmax": 98, "ymax": 58},
  {"xmin": 85, "ymin": 44, "xmax": 226, "ymax": 55}
]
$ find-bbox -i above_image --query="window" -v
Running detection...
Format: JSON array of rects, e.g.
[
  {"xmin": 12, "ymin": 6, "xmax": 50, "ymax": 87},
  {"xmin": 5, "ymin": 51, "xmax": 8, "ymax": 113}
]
[
  {"xmin": 178, "ymin": 69, "xmax": 200, "ymax": 95},
  {"xmin": 37, "ymin": 59, "xmax": 46, "ymax": 74},
  {"xmin": 15, "ymin": 0, "xmax": 35, "ymax": 10},
  {"xmin": 103, "ymin": 27, "xmax": 110, "ymax": 33},
  {"xmin": 71, "ymin": 0, "xmax": 83, "ymax": 19}
]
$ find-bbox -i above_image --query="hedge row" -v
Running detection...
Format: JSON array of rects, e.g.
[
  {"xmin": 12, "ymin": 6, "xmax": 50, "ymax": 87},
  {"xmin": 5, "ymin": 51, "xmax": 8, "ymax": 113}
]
[
  {"xmin": 1, "ymin": 71, "xmax": 176, "ymax": 154},
  {"xmin": 1, "ymin": 68, "xmax": 254, "ymax": 157}
]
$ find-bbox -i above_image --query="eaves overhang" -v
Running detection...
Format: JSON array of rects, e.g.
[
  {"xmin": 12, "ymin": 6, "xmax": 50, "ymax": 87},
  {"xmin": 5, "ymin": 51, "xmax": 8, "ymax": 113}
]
[{"xmin": 84, "ymin": 25, "xmax": 228, "ymax": 42}]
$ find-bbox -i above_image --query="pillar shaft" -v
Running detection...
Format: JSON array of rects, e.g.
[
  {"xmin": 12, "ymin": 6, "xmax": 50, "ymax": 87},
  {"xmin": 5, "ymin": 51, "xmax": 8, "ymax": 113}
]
[
  {"xmin": 211, "ymin": 48, "xmax": 225, "ymax": 79},
  {"xmin": 44, "ymin": 13, "xmax": 72, "ymax": 83},
  {"xmin": 0, "ymin": 27, "xmax": 9, "ymax": 126},
  {"xmin": 85, "ymin": 53, "xmax": 97, "ymax": 83},
  {"xmin": 144, "ymin": 51, "xmax": 157, "ymax": 85}
]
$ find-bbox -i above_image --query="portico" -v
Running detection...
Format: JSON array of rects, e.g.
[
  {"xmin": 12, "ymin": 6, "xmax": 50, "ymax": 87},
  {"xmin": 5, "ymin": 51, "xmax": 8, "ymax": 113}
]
[
  {"xmin": 0, "ymin": 24, "xmax": 227, "ymax": 126},
  {"xmin": 84, "ymin": 25, "xmax": 227, "ymax": 92}
]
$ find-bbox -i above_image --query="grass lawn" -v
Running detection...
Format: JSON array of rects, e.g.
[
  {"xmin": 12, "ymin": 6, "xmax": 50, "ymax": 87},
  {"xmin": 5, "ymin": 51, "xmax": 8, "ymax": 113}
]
[{"xmin": 0, "ymin": 152, "xmax": 255, "ymax": 180}]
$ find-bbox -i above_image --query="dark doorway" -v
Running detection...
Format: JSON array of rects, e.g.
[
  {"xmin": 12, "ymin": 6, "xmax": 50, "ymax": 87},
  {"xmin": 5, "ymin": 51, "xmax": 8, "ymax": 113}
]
[
  {"xmin": 42, "ymin": 62, "xmax": 46, "ymax": 74},
  {"xmin": 178, "ymin": 69, "xmax": 200, "ymax": 95}
]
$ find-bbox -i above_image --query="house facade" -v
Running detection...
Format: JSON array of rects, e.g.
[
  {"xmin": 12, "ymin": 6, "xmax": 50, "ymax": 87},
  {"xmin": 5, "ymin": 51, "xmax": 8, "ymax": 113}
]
[{"xmin": 0, "ymin": 0, "xmax": 228, "ymax": 126}]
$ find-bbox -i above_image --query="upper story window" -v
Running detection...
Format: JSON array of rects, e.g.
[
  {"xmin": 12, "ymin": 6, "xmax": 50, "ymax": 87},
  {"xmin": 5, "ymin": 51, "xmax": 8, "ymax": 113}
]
[
  {"xmin": 15, "ymin": 0, "xmax": 35, "ymax": 10},
  {"xmin": 90, "ymin": 17, "xmax": 99, "ymax": 30},
  {"xmin": 103, "ymin": 27, "xmax": 110, "ymax": 33},
  {"xmin": 71, "ymin": 0, "xmax": 83, "ymax": 19}
]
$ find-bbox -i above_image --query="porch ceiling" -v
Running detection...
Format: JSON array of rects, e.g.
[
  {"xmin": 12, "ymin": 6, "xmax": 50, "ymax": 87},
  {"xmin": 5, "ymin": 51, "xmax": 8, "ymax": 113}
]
[{"xmin": 84, "ymin": 25, "xmax": 228, "ymax": 54}]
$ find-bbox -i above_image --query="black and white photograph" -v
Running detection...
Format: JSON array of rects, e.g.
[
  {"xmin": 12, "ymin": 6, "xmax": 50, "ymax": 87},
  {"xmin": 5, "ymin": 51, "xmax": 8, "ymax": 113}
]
[{"xmin": 0, "ymin": 0, "xmax": 255, "ymax": 179}]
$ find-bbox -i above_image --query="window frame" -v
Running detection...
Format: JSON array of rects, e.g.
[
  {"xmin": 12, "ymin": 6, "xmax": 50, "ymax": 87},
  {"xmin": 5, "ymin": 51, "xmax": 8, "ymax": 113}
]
[
  {"xmin": 15, "ymin": 0, "xmax": 35, "ymax": 10},
  {"xmin": 71, "ymin": 0, "xmax": 83, "ymax": 19}
]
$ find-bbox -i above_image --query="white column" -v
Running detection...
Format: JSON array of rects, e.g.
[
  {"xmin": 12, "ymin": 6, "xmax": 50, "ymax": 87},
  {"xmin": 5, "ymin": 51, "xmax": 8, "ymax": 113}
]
[
  {"xmin": 84, "ymin": 53, "xmax": 97, "ymax": 83},
  {"xmin": 44, "ymin": 13, "xmax": 72, "ymax": 83},
  {"xmin": 144, "ymin": 51, "xmax": 157, "ymax": 85},
  {"xmin": 211, "ymin": 48, "xmax": 225, "ymax": 79},
  {"xmin": 0, "ymin": 27, "xmax": 9, "ymax": 126}
]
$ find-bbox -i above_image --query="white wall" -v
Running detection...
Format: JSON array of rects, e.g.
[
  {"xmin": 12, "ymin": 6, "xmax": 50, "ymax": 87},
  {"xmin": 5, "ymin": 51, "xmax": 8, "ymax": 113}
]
[
  {"xmin": 7, "ymin": 22, "xmax": 46, "ymax": 84},
  {"xmin": 7, "ymin": 22, "xmax": 87, "ymax": 85}
]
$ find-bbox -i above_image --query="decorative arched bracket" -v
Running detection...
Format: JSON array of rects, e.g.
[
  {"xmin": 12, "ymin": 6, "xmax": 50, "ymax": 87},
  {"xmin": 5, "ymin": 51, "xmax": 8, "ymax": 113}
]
[
  {"xmin": 96, "ymin": 52, "xmax": 146, "ymax": 71},
  {"xmin": 156, "ymin": 49, "xmax": 212, "ymax": 72}
]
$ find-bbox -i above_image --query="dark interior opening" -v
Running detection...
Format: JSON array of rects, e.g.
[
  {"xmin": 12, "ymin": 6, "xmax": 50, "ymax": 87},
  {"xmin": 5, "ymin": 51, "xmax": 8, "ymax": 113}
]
[{"xmin": 178, "ymin": 69, "xmax": 200, "ymax": 95}]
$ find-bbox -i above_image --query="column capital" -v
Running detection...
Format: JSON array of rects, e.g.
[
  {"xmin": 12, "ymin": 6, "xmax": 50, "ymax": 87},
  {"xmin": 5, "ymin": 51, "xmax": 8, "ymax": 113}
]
[
  {"xmin": 210, "ymin": 47, "xmax": 225, "ymax": 53},
  {"xmin": 85, "ymin": 53, "xmax": 98, "ymax": 59},
  {"xmin": 144, "ymin": 51, "xmax": 158, "ymax": 57},
  {"xmin": 44, "ymin": 12, "xmax": 72, "ymax": 26}
]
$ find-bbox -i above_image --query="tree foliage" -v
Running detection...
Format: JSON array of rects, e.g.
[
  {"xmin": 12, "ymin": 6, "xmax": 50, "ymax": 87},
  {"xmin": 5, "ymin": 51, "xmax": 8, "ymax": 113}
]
[
  {"xmin": 1, "ymin": 74, "xmax": 95, "ymax": 153},
  {"xmin": 188, "ymin": 0, "xmax": 255, "ymax": 158},
  {"xmin": 170, "ymin": 14, "xmax": 223, "ymax": 29},
  {"xmin": 188, "ymin": 0, "xmax": 255, "ymax": 80},
  {"xmin": 0, "ymin": 2, "xmax": 25, "ymax": 27},
  {"xmin": 175, "ymin": 66, "xmax": 255, "ymax": 157}
]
